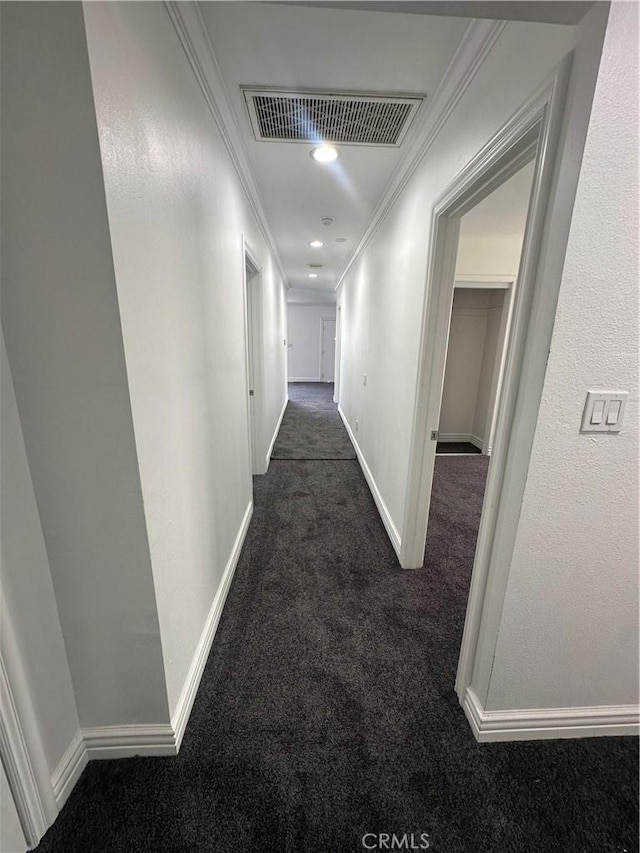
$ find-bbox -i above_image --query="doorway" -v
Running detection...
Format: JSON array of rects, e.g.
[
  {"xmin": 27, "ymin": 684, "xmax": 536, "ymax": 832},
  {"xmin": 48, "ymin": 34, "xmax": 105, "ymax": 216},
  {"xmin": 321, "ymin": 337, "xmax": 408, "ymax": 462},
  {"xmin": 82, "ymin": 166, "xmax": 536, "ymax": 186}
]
[
  {"xmin": 321, "ymin": 317, "xmax": 336, "ymax": 383},
  {"xmin": 437, "ymin": 282, "xmax": 512, "ymax": 456}
]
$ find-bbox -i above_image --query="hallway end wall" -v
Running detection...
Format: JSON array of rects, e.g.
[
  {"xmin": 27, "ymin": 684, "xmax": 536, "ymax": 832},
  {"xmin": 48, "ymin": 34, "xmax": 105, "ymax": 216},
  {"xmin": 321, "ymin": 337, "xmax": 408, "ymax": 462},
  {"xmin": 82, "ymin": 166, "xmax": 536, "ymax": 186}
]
[
  {"xmin": 288, "ymin": 303, "xmax": 337, "ymax": 382},
  {"xmin": 83, "ymin": 2, "xmax": 288, "ymax": 720}
]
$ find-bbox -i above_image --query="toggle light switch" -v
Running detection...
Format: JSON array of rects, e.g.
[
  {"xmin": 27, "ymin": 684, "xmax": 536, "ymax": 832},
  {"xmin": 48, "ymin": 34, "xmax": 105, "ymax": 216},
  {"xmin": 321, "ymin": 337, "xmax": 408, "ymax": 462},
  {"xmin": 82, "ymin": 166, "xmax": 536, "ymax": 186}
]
[
  {"xmin": 607, "ymin": 400, "xmax": 621, "ymax": 425},
  {"xmin": 581, "ymin": 391, "xmax": 628, "ymax": 433}
]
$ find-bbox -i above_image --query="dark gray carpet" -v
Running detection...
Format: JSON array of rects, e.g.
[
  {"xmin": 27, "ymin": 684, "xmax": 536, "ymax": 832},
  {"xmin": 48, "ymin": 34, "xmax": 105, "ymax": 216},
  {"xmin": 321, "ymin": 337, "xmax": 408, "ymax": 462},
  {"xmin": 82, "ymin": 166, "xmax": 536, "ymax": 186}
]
[
  {"xmin": 34, "ymin": 387, "xmax": 638, "ymax": 853},
  {"xmin": 271, "ymin": 382, "xmax": 356, "ymax": 459},
  {"xmin": 436, "ymin": 441, "xmax": 481, "ymax": 455}
]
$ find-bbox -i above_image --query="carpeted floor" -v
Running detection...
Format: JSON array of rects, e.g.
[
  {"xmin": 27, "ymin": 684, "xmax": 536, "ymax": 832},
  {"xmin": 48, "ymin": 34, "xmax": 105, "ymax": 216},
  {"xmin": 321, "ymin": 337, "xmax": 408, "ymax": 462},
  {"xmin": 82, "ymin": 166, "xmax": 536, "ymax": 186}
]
[
  {"xmin": 436, "ymin": 441, "xmax": 481, "ymax": 455},
  {"xmin": 271, "ymin": 382, "xmax": 356, "ymax": 460},
  {"xmin": 34, "ymin": 386, "xmax": 638, "ymax": 853}
]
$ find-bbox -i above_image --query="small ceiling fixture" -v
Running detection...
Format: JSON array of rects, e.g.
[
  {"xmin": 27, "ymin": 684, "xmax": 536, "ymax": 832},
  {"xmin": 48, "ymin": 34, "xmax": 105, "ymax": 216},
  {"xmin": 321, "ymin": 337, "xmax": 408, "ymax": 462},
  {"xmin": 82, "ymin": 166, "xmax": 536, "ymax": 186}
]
[
  {"xmin": 311, "ymin": 145, "xmax": 339, "ymax": 164},
  {"xmin": 335, "ymin": 237, "xmax": 347, "ymax": 243},
  {"xmin": 309, "ymin": 240, "xmax": 324, "ymax": 248},
  {"xmin": 308, "ymin": 273, "xmax": 318, "ymax": 278},
  {"xmin": 320, "ymin": 217, "xmax": 335, "ymax": 227}
]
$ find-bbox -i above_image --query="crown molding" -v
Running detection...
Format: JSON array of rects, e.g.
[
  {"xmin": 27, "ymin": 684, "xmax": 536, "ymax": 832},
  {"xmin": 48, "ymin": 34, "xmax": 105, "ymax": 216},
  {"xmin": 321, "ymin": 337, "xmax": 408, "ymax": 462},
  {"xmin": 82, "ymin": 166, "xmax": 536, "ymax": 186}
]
[
  {"xmin": 164, "ymin": 1, "xmax": 289, "ymax": 288},
  {"xmin": 335, "ymin": 18, "xmax": 507, "ymax": 290}
]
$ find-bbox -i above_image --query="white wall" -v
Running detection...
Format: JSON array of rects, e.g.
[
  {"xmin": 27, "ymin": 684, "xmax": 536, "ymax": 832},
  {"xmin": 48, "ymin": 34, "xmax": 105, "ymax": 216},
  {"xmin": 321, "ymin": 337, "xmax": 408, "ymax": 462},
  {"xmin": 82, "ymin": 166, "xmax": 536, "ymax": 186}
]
[
  {"xmin": 455, "ymin": 159, "xmax": 535, "ymax": 279},
  {"xmin": 0, "ymin": 335, "xmax": 80, "ymax": 778},
  {"xmin": 439, "ymin": 290, "xmax": 492, "ymax": 444},
  {"xmin": 1, "ymin": 2, "xmax": 169, "ymax": 730},
  {"xmin": 338, "ymin": 4, "xmax": 637, "ymax": 718},
  {"xmin": 82, "ymin": 1, "xmax": 288, "ymax": 717},
  {"xmin": 288, "ymin": 304, "xmax": 337, "ymax": 381},
  {"xmin": 485, "ymin": 0, "xmax": 639, "ymax": 712}
]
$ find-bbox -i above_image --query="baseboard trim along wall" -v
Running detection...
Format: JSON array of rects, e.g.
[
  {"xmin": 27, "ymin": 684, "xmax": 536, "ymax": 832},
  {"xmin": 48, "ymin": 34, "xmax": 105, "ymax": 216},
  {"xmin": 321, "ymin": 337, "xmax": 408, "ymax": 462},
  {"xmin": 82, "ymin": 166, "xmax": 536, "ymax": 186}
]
[
  {"xmin": 52, "ymin": 500, "xmax": 254, "ymax": 809},
  {"xmin": 265, "ymin": 397, "xmax": 288, "ymax": 471},
  {"xmin": 288, "ymin": 376, "xmax": 323, "ymax": 382},
  {"xmin": 51, "ymin": 731, "xmax": 87, "ymax": 809},
  {"xmin": 463, "ymin": 687, "xmax": 640, "ymax": 742},
  {"xmin": 438, "ymin": 432, "xmax": 484, "ymax": 450},
  {"xmin": 171, "ymin": 499, "xmax": 253, "ymax": 749},
  {"xmin": 338, "ymin": 406, "xmax": 402, "ymax": 561}
]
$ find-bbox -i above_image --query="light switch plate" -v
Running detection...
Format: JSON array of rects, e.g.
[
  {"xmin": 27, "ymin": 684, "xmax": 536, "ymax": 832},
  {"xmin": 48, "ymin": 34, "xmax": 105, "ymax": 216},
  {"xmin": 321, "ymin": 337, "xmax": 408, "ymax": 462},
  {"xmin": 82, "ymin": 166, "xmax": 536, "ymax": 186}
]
[{"xmin": 581, "ymin": 391, "xmax": 628, "ymax": 433}]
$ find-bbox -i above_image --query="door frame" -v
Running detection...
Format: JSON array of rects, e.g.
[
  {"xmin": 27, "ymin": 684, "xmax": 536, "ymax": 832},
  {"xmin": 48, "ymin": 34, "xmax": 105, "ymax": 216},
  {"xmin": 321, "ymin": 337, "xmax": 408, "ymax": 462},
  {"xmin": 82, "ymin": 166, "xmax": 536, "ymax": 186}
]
[
  {"xmin": 399, "ymin": 56, "xmax": 573, "ymax": 709},
  {"xmin": 333, "ymin": 304, "xmax": 342, "ymax": 403},
  {"xmin": 242, "ymin": 237, "xmax": 265, "ymax": 475},
  {"xmin": 0, "ymin": 609, "xmax": 58, "ymax": 848}
]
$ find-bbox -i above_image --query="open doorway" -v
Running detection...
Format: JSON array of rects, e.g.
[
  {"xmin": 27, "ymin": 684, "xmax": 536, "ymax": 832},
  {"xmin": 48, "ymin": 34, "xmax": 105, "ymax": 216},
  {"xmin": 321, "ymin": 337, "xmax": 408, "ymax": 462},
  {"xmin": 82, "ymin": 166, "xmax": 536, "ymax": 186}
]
[
  {"xmin": 421, "ymin": 159, "xmax": 535, "ymax": 620},
  {"xmin": 436, "ymin": 282, "xmax": 512, "ymax": 456}
]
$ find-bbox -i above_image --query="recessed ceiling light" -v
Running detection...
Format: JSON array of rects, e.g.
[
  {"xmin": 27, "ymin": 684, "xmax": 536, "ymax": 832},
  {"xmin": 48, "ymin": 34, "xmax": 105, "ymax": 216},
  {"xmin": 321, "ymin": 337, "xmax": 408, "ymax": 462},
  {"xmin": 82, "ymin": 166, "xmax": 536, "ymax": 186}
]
[
  {"xmin": 335, "ymin": 237, "xmax": 347, "ymax": 243},
  {"xmin": 308, "ymin": 273, "xmax": 318, "ymax": 278},
  {"xmin": 311, "ymin": 145, "xmax": 339, "ymax": 164},
  {"xmin": 309, "ymin": 240, "xmax": 324, "ymax": 248}
]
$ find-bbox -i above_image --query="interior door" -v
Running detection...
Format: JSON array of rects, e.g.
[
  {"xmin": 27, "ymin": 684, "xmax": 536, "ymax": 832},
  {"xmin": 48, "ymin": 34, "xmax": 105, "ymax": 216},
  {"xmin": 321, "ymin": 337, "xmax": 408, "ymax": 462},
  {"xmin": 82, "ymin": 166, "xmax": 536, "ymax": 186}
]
[{"xmin": 321, "ymin": 319, "xmax": 336, "ymax": 382}]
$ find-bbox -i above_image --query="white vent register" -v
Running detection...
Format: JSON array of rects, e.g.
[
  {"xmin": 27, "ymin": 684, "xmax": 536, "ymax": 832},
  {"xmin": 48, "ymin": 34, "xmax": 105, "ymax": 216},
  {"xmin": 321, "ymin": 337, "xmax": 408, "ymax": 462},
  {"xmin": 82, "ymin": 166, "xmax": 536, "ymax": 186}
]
[{"xmin": 242, "ymin": 88, "xmax": 424, "ymax": 147}]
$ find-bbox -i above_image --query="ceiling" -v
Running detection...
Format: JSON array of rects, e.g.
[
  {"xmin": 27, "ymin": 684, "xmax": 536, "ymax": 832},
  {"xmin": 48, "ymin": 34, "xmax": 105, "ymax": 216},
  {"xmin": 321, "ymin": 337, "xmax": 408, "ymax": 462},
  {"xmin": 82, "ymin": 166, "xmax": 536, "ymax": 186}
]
[
  {"xmin": 198, "ymin": 2, "xmax": 579, "ymax": 294},
  {"xmin": 198, "ymin": 2, "xmax": 470, "ymax": 291}
]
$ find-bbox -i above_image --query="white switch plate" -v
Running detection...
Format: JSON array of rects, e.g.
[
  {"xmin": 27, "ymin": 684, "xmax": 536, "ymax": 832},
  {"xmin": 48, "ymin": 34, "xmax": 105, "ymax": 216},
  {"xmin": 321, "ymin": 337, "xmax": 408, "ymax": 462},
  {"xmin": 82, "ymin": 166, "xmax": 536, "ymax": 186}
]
[{"xmin": 581, "ymin": 391, "xmax": 628, "ymax": 433}]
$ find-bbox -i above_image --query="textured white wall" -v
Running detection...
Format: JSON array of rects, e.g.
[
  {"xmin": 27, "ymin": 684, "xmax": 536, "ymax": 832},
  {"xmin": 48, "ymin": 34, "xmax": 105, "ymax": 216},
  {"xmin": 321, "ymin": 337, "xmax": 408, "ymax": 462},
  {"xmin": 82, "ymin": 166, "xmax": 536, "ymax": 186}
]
[
  {"xmin": 83, "ymin": 2, "xmax": 288, "ymax": 716},
  {"xmin": 1, "ymin": 2, "xmax": 169, "ymax": 729},
  {"xmin": 1, "ymin": 335, "xmax": 80, "ymax": 777},
  {"xmin": 288, "ymin": 304, "xmax": 337, "ymax": 381},
  {"xmin": 486, "ymin": 0, "xmax": 639, "ymax": 712}
]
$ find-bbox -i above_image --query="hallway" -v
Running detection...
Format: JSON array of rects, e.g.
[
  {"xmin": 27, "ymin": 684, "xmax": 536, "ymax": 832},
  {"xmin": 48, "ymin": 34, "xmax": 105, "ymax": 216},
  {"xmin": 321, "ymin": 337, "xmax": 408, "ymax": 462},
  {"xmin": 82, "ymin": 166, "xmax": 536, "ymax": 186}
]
[{"xmin": 33, "ymin": 385, "xmax": 637, "ymax": 853}]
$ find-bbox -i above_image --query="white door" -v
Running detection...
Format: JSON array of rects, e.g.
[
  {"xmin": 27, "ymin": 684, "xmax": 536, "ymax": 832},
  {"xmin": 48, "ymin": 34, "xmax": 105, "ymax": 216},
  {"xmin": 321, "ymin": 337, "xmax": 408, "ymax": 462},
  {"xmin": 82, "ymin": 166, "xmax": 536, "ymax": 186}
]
[{"xmin": 321, "ymin": 319, "xmax": 336, "ymax": 382}]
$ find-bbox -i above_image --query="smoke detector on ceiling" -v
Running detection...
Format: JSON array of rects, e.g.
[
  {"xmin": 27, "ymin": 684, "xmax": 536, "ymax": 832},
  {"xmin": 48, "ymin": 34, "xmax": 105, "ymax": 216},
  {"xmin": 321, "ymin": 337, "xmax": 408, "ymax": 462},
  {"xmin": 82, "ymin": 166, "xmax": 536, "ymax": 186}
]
[
  {"xmin": 242, "ymin": 88, "xmax": 425, "ymax": 148},
  {"xmin": 321, "ymin": 217, "xmax": 334, "ymax": 227}
]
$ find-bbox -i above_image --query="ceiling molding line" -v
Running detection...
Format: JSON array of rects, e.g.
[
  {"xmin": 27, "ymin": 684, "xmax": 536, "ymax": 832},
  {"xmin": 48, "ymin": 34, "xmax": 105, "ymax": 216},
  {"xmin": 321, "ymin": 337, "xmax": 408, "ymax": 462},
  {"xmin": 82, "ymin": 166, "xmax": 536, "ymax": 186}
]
[
  {"xmin": 335, "ymin": 17, "xmax": 507, "ymax": 291},
  {"xmin": 164, "ymin": 1, "xmax": 290, "ymax": 288}
]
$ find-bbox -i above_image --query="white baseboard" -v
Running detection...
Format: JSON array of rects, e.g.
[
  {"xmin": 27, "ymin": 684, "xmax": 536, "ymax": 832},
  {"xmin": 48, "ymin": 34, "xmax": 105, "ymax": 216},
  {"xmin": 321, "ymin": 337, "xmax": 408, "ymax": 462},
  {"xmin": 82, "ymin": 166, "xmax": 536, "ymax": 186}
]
[
  {"xmin": 265, "ymin": 397, "xmax": 288, "ymax": 471},
  {"xmin": 51, "ymin": 502, "xmax": 253, "ymax": 810},
  {"xmin": 171, "ymin": 500, "xmax": 252, "ymax": 750},
  {"xmin": 51, "ymin": 731, "xmax": 87, "ymax": 808},
  {"xmin": 463, "ymin": 687, "xmax": 640, "ymax": 742},
  {"xmin": 338, "ymin": 406, "xmax": 402, "ymax": 560},
  {"xmin": 83, "ymin": 724, "xmax": 176, "ymax": 761},
  {"xmin": 438, "ymin": 432, "xmax": 484, "ymax": 450},
  {"xmin": 288, "ymin": 376, "xmax": 322, "ymax": 383}
]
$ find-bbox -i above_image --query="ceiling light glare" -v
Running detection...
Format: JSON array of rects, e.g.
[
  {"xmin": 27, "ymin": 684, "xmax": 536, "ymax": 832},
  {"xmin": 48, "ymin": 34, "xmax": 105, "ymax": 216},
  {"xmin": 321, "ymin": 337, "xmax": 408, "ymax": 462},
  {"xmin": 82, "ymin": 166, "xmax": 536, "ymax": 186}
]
[
  {"xmin": 308, "ymin": 273, "xmax": 319, "ymax": 278},
  {"xmin": 311, "ymin": 145, "xmax": 339, "ymax": 164},
  {"xmin": 309, "ymin": 240, "xmax": 324, "ymax": 248}
]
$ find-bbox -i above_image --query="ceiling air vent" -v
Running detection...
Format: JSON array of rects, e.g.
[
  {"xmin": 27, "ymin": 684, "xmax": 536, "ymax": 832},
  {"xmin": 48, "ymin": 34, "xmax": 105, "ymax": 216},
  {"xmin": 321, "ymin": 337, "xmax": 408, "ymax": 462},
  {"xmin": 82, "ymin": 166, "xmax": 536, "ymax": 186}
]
[{"xmin": 242, "ymin": 88, "xmax": 424, "ymax": 148}]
